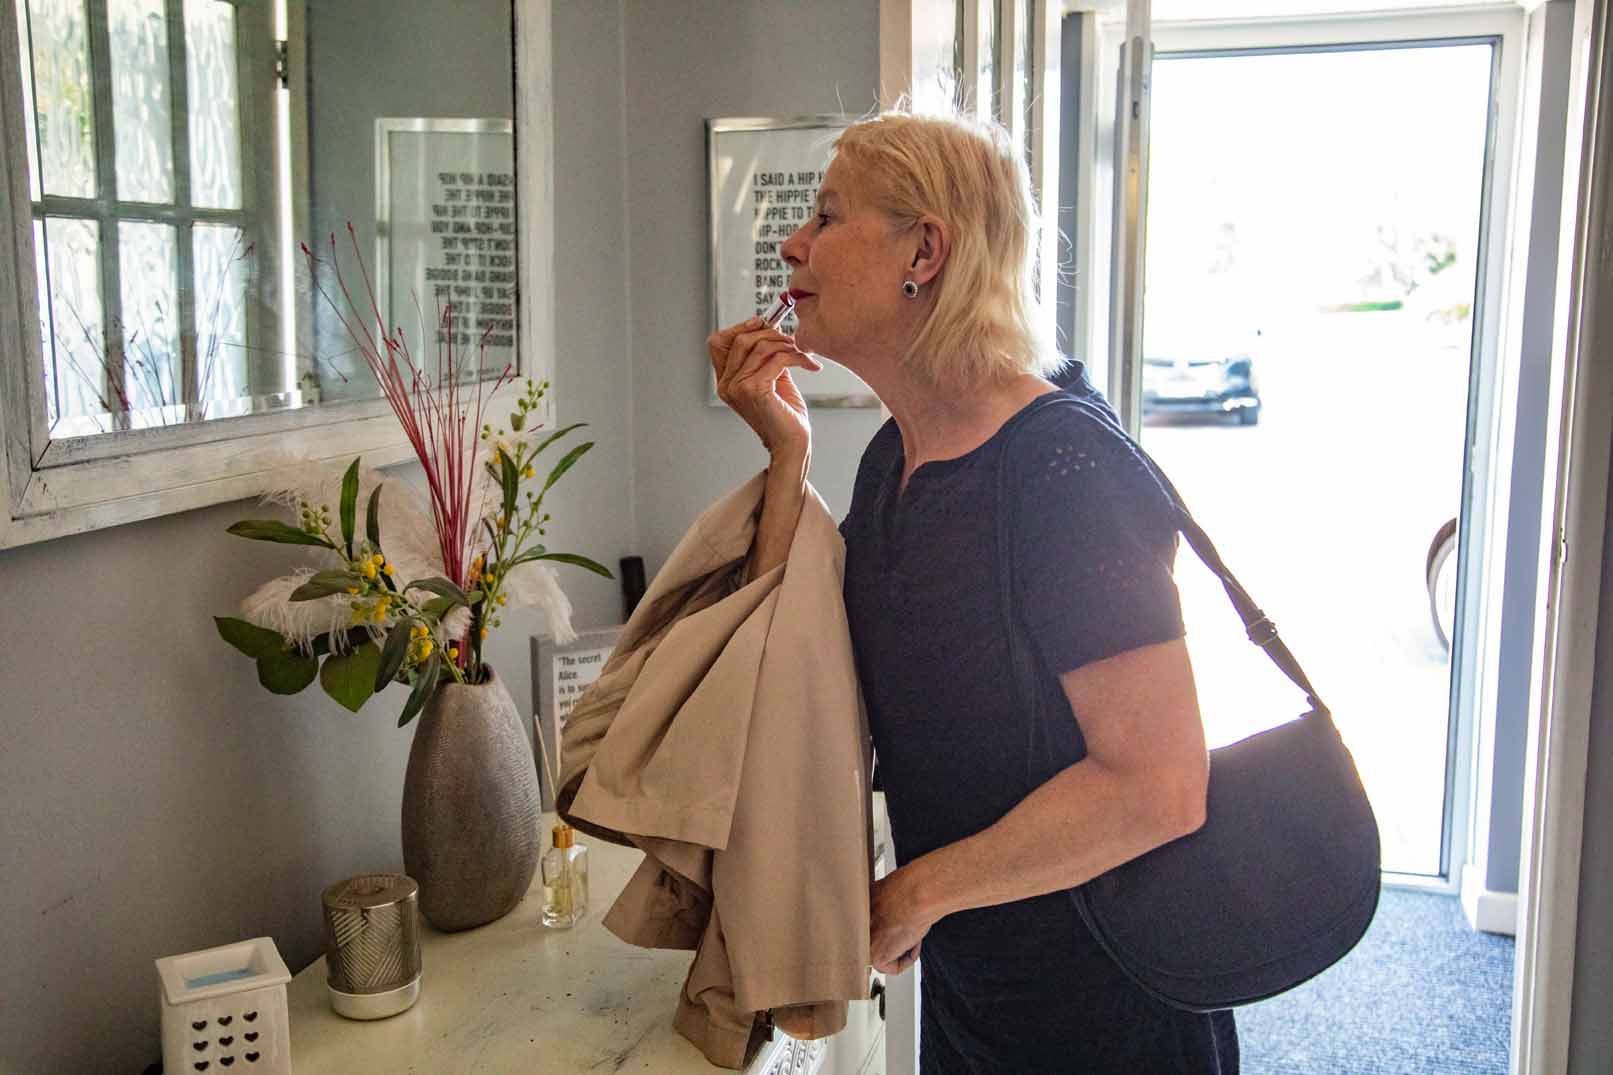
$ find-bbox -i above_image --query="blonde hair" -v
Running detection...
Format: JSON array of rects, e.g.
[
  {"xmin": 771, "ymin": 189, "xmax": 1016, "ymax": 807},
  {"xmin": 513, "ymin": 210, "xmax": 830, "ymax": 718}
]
[{"xmin": 831, "ymin": 108, "xmax": 1059, "ymax": 393}]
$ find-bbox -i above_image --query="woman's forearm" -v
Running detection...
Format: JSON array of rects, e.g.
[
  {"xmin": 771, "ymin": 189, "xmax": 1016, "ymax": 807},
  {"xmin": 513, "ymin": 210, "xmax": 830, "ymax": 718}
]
[
  {"xmin": 746, "ymin": 447, "xmax": 811, "ymax": 580},
  {"xmin": 905, "ymin": 756, "xmax": 1204, "ymax": 925}
]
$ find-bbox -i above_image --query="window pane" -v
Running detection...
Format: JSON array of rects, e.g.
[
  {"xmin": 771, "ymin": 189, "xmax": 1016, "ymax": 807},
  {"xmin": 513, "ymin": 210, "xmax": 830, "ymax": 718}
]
[
  {"xmin": 118, "ymin": 220, "xmax": 178, "ymax": 410},
  {"xmin": 16, "ymin": 0, "xmax": 41, "ymax": 201},
  {"xmin": 23, "ymin": 0, "xmax": 97, "ymax": 198},
  {"xmin": 109, "ymin": 0, "xmax": 174, "ymax": 203},
  {"xmin": 184, "ymin": 0, "xmax": 240, "ymax": 209},
  {"xmin": 192, "ymin": 223, "xmax": 248, "ymax": 402},
  {"xmin": 39, "ymin": 216, "xmax": 105, "ymax": 421},
  {"xmin": 34, "ymin": 220, "xmax": 52, "ymax": 421}
]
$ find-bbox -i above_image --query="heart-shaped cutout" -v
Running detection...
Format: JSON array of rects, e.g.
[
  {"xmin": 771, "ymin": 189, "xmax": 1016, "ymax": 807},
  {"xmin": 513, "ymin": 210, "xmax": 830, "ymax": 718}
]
[
  {"xmin": 193, "ymin": 1064, "xmax": 209, "ymax": 1073},
  {"xmin": 191, "ymin": 1020, "xmax": 207, "ymax": 1031},
  {"xmin": 219, "ymin": 1058, "xmax": 234, "ymax": 1068},
  {"xmin": 243, "ymin": 1011, "xmax": 257, "ymax": 1022},
  {"xmin": 245, "ymin": 1053, "xmax": 260, "ymax": 1063},
  {"xmin": 219, "ymin": 1036, "xmax": 233, "ymax": 1046},
  {"xmin": 244, "ymin": 1032, "xmax": 258, "ymax": 1042},
  {"xmin": 218, "ymin": 1015, "xmax": 233, "ymax": 1026},
  {"xmin": 193, "ymin": 1041, "xmax": 208, "ymax": 1051}
]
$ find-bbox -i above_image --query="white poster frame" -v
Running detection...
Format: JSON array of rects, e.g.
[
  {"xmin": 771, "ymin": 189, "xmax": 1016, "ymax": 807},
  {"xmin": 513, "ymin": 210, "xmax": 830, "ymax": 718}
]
[
  {"xmin": 375, "ymin": 117, "xmax": 518, "ymax": 381},
  {"xmin": 706, "ymin": 115, "xmax": 879, "ymax": 408}
]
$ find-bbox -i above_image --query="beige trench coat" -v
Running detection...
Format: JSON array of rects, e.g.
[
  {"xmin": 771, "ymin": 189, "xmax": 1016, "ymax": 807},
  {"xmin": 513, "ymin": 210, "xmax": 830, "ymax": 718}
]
[{"xmin": 557, "ymin": 472, "xmax": 874, "ymax": 1069}]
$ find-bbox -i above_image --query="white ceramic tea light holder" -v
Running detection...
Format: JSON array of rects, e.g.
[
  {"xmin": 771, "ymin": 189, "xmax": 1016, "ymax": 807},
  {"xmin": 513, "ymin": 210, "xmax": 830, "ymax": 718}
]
[{"xmin": 155, "ymin": 936, "xmax": 292, "ymax": 1074}]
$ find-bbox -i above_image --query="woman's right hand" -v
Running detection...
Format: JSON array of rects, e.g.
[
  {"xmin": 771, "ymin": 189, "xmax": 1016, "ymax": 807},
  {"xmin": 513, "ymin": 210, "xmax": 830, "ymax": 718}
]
[{"xmin": 709, "ymin": 318, "xmax": 823, "ymax": 458}]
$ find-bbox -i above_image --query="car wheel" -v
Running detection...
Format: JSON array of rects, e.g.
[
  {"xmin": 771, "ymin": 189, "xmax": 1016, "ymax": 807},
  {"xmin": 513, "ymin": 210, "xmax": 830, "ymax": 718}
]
[{"xmin": 1426, "ymin": 517, "xmax": 1458, "ymax": 653}]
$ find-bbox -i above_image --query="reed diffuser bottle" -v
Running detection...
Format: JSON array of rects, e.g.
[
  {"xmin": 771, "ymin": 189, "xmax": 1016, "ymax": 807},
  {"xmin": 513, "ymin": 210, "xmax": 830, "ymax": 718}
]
[{"xmin": 542, "ymin": 823, "xmax": 589, "ymax": 928}]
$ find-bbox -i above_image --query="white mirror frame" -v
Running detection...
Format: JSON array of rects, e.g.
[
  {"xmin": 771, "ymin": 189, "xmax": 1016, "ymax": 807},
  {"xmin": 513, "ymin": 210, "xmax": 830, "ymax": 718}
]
[{"xmin": 0, "ymin": 0, "xmax": 554, "ymax": 549}]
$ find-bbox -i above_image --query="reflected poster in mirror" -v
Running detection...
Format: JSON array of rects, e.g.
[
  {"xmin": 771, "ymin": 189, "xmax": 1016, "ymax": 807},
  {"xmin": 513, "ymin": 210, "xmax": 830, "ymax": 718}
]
[
  {"xmin": 706, "ymin": 115, "xmax": 877, "ymax": 408},
  {"xmin": 376, "ymin": 119, "xmax": 517, "ymax": 387}
]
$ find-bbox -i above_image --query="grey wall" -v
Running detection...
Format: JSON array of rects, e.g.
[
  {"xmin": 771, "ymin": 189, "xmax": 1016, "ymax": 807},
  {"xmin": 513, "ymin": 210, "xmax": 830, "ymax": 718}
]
[
  {"xmin": 0, "ymin": 2, "xmax": 634, "ymax": 1070},
  {"xmin": 621, "ymin": 0, "xmax": 885, "ymax": 564}
]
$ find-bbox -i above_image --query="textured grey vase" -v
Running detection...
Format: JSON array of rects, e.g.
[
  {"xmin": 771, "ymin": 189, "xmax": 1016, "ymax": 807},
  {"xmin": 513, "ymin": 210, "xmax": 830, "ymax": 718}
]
[{"xmin": 401, "ymin": 669, "xmax": 541, "ymax": 932}]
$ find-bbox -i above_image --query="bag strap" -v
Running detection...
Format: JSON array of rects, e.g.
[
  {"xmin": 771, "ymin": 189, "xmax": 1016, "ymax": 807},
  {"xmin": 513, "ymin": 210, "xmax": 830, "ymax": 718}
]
[{"xmin": 994, "ymin": 393, "xmax": 1329, "ymax": 718}]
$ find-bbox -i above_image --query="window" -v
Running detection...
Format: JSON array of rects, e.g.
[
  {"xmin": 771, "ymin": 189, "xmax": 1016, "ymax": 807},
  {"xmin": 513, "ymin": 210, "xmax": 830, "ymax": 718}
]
[{"xmin": 17, "ymin": 0, "xmax": 260, "ymax": 434}]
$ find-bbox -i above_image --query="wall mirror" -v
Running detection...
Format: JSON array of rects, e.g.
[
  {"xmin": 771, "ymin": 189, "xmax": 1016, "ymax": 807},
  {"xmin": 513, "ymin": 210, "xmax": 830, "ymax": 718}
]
[{"xmin": 0, "ymin": 0, "xmax": 554, "ymax": 547}]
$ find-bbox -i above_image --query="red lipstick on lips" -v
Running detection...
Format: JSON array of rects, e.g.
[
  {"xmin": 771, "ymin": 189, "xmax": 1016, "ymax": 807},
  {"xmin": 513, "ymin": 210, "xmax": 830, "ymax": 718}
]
[
  {"xmin": 762, "ymin": 289, "xmax": 815, "ymax": 330},
  {"xmin": 762, "ymin": 291, "xmax": 796, "ymax": 330}
]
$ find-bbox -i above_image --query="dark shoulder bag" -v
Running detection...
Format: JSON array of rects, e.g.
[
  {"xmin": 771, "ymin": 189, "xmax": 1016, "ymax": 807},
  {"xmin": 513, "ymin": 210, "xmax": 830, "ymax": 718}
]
[{"xmin": 996, "ymin": 393, "xmax": 1381, "ymax": 1012}]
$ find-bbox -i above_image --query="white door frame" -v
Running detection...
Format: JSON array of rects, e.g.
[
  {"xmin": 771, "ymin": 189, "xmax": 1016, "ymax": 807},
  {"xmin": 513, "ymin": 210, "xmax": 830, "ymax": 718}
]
[
  {"xmin": 1513, "ymin": 0, "xmax": 1609, "ymax": 1068},
  {"xmin": 1110, "ymin": 6, "xmax": 1527, "ymax": 899}
]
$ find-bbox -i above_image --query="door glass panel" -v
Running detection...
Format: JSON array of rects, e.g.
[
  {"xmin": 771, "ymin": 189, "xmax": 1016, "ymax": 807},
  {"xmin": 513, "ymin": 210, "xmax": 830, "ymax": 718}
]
[
  {"xmin": 184, "ymin": 0, "xmax": 240, "ymax": 209},
  {"xmin": 117, "ymin": 220, "xmax": 178, "ymax": 410},
  {"xmin": 1141, "ymin": 43, "xmax": 1493, "ymax": 876},
  {"xmin": 39, "ymin": 215, "xmax": 104, "ymax": 422},
  {"xmin": 192, "ymin": 222, "xmax": 249, "ymax": 402},
  {"xmin": 22, "ymin": 0, "xmax": 97, "ymax": 198},
  {"xmin": 109, "ymin": 0, "xmax": 175, "ymax": 203}
]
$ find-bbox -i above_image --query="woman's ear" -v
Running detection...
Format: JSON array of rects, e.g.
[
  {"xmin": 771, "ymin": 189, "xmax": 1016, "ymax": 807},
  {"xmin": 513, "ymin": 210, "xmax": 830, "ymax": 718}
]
[{"xmin": 909, "ymin": 215, "xmax": 949, "ymax": 288}]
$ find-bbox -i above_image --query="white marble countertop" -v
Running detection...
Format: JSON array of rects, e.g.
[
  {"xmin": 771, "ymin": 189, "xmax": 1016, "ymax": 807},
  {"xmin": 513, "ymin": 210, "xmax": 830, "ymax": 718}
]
[{"xmin": 285, "ymin": 814, "xmax": 868, "ymax": 1074}]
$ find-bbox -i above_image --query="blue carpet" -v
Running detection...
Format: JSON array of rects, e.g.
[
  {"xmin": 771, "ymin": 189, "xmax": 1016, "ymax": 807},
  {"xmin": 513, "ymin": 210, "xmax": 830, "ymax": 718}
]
[{"xmin": 1238, "ymin": 889, "xmax": 1514, "ymax": 1074}]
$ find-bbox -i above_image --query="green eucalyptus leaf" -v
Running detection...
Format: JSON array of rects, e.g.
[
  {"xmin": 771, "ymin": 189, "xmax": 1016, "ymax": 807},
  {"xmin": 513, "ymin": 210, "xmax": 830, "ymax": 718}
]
[
  {"xmin": 310, "ymin": 628, "xmax": 369, "ymax": 658},
  {"xmin": 339, "ymin": 458, "xmax": 360, "ymax": 555},
  {"xmin": 542, "ymin": 441, "xmax": 594, "ymax": 495},
  {"xmin": 257, "ymin": 650, "xmax": 319, "ymax": 694},
  {"xmin": 406, "ymin": 577, "xmax": 470, "ymax": 606},
  {"xmin": 320, "ymin": 641, "xmax": 381, "ymax": 713},
  {"xmin": 504, "ymin": 544, "xmax": 550, "ymax": 569},
  {"xmin": 289, "ymin": 570, "xmax": 360, "ymax": 602},
  {"xmin": 215, "ymin": 616, "xmax": 285, "ymax": 659},
  {"xmin": 397, "ymin": 651, "xmax": 441, "ymax": 728},
  {"xmin": 529, "ymin": 422, "xmax": 586, "ymax": 459},
  {"xmin": 366, "ymin": 484, "xmax": 383, "ymax": 548},
  {"xmin": 376, "ymin": 622, "xmax": 412, "ymax": 690},
  {"xmin": 499, "ymin": 450, "xmax": 520, "ymax": 518},
  {"xmin": 534, "ymin": 552, "xmax": 614, "ymax": 579},
  {"xmin": 227, "ymin": 520, "xmax": 332, "ymax": 548},
  {"xmin": 421, "ymin": 596, "xmax": 458, "ymax": 620}
]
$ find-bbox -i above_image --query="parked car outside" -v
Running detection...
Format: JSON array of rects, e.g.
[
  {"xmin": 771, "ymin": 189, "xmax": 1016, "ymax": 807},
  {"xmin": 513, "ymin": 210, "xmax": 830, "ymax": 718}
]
[{"xmin": 1140, "ymin": 324, "xmax": 1263, "ymax": 425}]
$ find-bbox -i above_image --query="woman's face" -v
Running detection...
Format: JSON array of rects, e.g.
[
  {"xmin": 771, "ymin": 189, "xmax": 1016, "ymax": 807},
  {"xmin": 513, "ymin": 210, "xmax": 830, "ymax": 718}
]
[{"xmin": 778, "ymin": 158, "xmax": 915, "ymax": 364}]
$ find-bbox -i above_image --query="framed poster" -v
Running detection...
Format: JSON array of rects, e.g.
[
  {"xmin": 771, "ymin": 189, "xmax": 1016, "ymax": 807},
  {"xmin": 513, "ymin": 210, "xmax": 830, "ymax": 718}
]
[
  {"xmin": 706, "ymin": 115, "xmax": 880, "ymax": 408},
  {"xmin": 376, "ymin": 118, "xmax": 517, "ymax": 382}
]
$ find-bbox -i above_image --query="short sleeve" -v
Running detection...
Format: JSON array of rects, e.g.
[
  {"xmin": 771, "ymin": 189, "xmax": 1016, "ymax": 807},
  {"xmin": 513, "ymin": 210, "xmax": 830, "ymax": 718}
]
[{"xmin": 1009, "ymin": 409, "xmax": 1184, "ymax": 675}]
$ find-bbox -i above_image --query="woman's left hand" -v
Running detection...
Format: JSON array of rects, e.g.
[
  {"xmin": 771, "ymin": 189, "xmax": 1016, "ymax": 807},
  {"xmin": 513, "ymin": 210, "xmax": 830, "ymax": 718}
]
[{"xmin": 870, "ymin": 865, "xmax": 935, "ymax": 975}]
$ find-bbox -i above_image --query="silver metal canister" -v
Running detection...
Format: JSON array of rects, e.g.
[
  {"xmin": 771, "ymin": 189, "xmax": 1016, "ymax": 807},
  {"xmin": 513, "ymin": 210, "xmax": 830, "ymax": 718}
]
[{"xmin": 320, "ymin": 873, "xmax": 422, "ymax": 1020}]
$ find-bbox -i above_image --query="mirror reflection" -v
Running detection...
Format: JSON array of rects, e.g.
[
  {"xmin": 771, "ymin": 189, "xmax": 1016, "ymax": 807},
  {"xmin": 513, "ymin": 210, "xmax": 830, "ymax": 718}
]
[{"xmin": 16, "ymin": 0, "xmax": 517, "ymax": 439}]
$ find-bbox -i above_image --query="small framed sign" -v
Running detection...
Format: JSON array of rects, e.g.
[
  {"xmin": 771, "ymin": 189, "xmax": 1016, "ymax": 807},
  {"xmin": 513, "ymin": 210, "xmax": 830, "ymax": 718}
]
[
  {"xmin": 706, "ymin": 115, "xmax": 879, "ymax": 408},
  {"xmin": 530, "ymin": 627, "xmax": 621, "ymax": 811},
  {"xmin": 375, "ymin": 118, "xmax": 517, "ymax": 382}
]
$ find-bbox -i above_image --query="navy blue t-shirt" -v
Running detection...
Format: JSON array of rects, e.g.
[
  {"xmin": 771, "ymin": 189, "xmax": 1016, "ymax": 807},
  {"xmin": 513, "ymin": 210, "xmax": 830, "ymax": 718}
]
[{"xmin": 840, "ymin": 376, "xmax": 1238, "ymax": 1071}]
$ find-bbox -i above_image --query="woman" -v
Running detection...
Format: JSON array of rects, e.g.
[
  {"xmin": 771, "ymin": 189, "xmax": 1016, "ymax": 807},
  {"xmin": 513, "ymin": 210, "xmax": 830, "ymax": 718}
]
[{"xmin": 710, "ymin": 110, "xmax": 1237, "ymax": 1074}]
